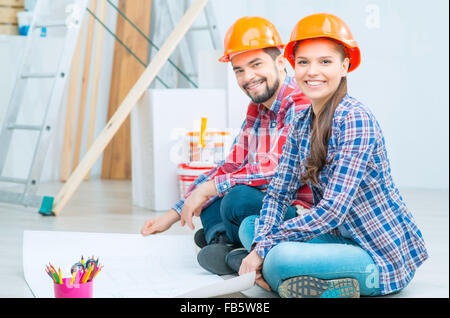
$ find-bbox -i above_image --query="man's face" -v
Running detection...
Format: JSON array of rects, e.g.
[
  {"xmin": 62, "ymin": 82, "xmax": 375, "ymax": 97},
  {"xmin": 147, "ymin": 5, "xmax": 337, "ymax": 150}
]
[{"xmin": 231, "ymin": 49, "xmax": 284, "ymax": 105}]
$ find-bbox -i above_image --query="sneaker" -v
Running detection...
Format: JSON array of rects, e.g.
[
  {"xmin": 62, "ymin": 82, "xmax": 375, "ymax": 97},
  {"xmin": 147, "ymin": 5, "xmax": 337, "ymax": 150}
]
[
  {"xmin": 197, "ymin": 243, "xmax": 235, "ymax": 275},
  {"xmin": 209, "ymin": 231, "xmax": 231, "ymax": 245},
  {"xmin": 225, "ymin": 248, "xmax": 248, "ymax": 273},
  {"xmin": 194, "ymin": 228, "xmax": 207, "ymax": 248},
  {"xmin": 278, "ymin": 276, "xmax": 360, "ymax": 298}
]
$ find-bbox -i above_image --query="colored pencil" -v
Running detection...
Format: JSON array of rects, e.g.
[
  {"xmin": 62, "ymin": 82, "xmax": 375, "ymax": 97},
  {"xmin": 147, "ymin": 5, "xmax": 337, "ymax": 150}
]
[
  {"xmin": 52, "ymin": 272, "xmax": 60, "ymax": 284},
  {"xmin": 87, "ymin": 267, "xmax": 97, "ymax": 282},
  {"xmin": 48, "ymin": 262, "xmax": 57, "ymax": 274},
  {"xmin": 74, "ymin": 268, "xmax": 82, "ymax": 284},
  {"xmin": 70, "ymin": 271, "xmax": 77, "ymax": 284},
  {"xmin": 45, "ymin": 268, "xmax": 56, "ymax": 283},
  {"xmin": 80, "ymin": 269, "xmax": 87, "ymax": 284},
  {"xmin": 90, "ymin": 262, "xmax": 97, "ymax": 280},
  {"xmin": 46, "ymin": 265, "xmax": 60, "ymax": 284},
  {"xmin": 78, "ymin": 269, "xmax": 86, "ymax": 284},
  {"xmin": 91, "ymin": 265, "xmax": 102, "ymax": 280},
  {"xmin": 58, "ymin": 267, "xmax": 62, "ymax": 284},
  {"xmin": 44, "ymin": 256, "xmax": 103, "ymax": 286},
  {"xmin": 83, "ymin": 265, "xmax": 94, "ymax": 283}
]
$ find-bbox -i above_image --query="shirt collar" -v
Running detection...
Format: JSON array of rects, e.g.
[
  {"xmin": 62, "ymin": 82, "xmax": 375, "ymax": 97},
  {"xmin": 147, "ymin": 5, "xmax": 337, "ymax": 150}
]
[
  {"xmin": 300, "ymin": 93, "xmax": 350, "ymax": 128},
  {"xmin": 295, "ymin": 103, "xmax": 313, "ymax": 128}
]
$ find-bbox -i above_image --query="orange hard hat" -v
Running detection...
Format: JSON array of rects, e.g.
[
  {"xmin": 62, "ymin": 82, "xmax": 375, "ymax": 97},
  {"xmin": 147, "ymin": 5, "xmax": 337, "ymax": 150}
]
[
  {"xmin": 284, "ymin": 13, "xmax": 361, "ymax": 72},
  {"xmin": 219, "ymin": 16, "xmax": 284, "ymax": 63}
]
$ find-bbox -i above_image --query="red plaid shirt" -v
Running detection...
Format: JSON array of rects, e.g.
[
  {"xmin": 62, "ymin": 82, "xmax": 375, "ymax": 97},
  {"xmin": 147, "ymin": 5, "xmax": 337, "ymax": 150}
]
[{"xmin": 173, "ymin": 76, "xmax": 313, "ymax": 214}]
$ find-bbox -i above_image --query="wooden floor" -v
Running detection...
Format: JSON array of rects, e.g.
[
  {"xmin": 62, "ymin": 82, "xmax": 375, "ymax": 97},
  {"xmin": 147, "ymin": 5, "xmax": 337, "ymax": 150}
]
[{"xmin": 0, "ymin": 179, "xmax": 448, "ymax": 298}]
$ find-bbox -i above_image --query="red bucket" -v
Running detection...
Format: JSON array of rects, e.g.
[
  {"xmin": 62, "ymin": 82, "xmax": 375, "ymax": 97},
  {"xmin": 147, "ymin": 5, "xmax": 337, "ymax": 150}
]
[{"xmin": 177, "ymin": 163, "xmax": 214, "ymax": 199}]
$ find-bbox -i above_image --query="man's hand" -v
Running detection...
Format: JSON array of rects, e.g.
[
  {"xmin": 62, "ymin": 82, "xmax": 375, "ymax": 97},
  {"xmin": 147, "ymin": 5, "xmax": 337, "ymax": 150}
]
[
  {"xmin": 141, "ymin": 209, "xmax": 180, "ymax": 236},
  {"xmin": 239, "ymin": 249, "xmax": 271, "ymax": 291},
  {"xmin": 180, "ymin": 180, "xmax": 218, "ymax": 230}
]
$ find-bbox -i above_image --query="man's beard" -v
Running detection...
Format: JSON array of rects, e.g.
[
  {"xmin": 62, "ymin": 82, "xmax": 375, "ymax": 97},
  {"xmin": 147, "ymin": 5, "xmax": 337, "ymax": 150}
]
[{"xmin": 244, "ymin": 77, "xmax": 280, "ymax": 104}]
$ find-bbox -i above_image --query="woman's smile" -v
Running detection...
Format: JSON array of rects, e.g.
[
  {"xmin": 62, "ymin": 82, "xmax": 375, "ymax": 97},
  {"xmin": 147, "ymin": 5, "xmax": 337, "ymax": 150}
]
[{"xmin": 304, "ymin": 80, "xmax": 327, "ymax": 89}]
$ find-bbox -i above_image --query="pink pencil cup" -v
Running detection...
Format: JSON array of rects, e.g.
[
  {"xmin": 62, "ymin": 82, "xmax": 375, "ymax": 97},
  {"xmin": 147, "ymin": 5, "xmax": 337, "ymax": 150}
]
[{"xmin": 54, "ymin": 278, "xmax": 94, "ymax": 298}]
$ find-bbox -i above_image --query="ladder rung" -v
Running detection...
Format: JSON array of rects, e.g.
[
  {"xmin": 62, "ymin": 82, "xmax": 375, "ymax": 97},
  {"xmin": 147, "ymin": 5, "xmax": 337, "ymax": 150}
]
[
  {"xmin": 0, "ymin": 176, "xmax": 28, "ymax": 184},
  {"xmin": 35, "ymin": 20, "xmax": 67, "ymax": 28},
  {"xmin": 0, "ymin": 189, "xmax": 43, "ymax": 208},
  {"xmin": 7, "ymin": 124, "xmax": 42, "ymax": 131},
  {"xmin": 190, "ymin": 26, "xmax": 212, "ymax": 31},
  {"xmin": 21, "ymin": 73, "xmax": 57, "ymax": 79}
]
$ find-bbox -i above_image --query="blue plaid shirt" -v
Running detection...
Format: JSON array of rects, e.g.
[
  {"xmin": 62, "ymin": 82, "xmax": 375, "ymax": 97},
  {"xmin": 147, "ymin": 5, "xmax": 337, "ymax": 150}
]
[{"xmin": 253, "ymin": 94, "xmax": 428, "ymax": 295}]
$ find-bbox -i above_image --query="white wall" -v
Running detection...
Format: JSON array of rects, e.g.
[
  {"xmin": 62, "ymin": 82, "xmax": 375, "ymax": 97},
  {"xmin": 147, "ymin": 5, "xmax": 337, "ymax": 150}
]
[{"xmin": 208, "ymin": 0, "xmax": 449, "ymax": 190}]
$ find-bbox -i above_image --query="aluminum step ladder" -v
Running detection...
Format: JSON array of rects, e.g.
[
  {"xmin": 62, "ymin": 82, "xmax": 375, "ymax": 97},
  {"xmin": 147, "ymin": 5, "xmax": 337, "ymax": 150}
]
[
  {"xmin": 0, "ymin": 0, "xmax": 89, "ymax": 209},
  {"xmin": 165, "ymin": 0, "xmax": 221, "ymax": 85}
]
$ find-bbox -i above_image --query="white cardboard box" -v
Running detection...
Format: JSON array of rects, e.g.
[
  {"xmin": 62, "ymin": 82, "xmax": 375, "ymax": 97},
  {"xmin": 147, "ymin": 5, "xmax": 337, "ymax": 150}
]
[{"xmin": 131, "ymin": 89, "xmax": 227, "ymax": 211}]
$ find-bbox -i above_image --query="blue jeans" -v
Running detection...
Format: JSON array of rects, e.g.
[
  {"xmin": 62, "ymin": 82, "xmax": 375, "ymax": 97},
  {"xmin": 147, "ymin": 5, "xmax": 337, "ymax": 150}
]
[
  {"xmin": 200, "ymin": 185, "xmax": 297, "ymax": 244},
  {"xmin": 239, "ymin": 215, "xmax": 383, "ymax": 296}
]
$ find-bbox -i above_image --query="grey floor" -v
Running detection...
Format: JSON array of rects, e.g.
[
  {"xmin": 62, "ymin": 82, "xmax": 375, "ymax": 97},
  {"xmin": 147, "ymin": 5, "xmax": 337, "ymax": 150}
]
[{"xmin": 0, "ymin": 179, "xmax": 448, "ymax": 298}]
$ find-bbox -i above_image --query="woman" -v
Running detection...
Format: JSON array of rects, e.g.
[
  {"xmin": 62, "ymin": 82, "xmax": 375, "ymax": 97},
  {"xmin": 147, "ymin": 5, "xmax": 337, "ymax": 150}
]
[{"xmin": 237, "ymin": 13, "xmax": 428, "ymax": 298}]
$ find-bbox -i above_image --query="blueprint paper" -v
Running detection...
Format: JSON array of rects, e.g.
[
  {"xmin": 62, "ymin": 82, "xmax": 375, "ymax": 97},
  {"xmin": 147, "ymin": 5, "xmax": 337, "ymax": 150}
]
[
  {"xmin": 23, "ymin": 231, "xmax": 228, "ymax": 298},
  {"xmin": 177, "ymin": 271, "xmax": 255, "ymax": 298}
]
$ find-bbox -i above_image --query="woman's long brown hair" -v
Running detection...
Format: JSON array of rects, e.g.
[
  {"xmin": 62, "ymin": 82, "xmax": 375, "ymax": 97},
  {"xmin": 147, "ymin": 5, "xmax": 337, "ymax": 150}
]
[{"xmin": 299, "ymin": 42, "xmax": 348, "ymax": 186}]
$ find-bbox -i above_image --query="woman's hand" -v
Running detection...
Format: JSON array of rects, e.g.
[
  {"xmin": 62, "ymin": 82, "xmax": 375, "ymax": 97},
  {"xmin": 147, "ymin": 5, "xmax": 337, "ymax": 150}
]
[
  {"xmin": 180, "ymin": 180, "xmax": 218, "ymax": 230},
  {"xmin": 239, "ymin": 249, "xmax": 271, "ymax": 291}
]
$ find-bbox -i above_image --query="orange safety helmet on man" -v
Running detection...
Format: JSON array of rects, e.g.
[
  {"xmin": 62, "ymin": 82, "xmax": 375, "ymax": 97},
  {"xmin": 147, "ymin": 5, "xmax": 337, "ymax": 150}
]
[
  {"xmin": 219, "ymin": 16, "xmax": 284, "ymax": 63},
  {"xmin": 284, "ymin": 13, "xmax": 361, "ymax": 72}
]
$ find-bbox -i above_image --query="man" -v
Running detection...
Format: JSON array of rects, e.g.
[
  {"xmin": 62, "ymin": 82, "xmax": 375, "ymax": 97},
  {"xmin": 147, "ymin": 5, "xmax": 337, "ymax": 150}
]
[{"xmin": 141, "ymin": 16, "xmax": 312, "ymax": 275}]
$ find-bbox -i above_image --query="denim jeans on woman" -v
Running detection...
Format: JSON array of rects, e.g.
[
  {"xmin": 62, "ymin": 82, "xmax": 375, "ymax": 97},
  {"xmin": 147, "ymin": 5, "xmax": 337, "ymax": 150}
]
[{"xmin": 238, "ymin": 215, "xmax": 383, "ymax": 296}]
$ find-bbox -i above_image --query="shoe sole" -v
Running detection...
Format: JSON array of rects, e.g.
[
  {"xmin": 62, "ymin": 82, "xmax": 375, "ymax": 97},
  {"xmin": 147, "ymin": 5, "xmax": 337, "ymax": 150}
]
[
  {"xmin": 197, "ymin": 244, "xmax": 235, "ymax": 275},
  {"xmin": 278, "ymin": 276, "xmax": 360, "ymax": 298}
]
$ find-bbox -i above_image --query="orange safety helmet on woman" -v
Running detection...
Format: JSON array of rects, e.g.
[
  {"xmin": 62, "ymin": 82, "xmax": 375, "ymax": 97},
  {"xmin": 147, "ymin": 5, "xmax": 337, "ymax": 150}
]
[
  {"xmin": 284, "ymin": 13, "xmax": 361, "ymax": 72},
  {"xmin": 219, "ymin": 16, "xmax": 284, "ymax": 63}
]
